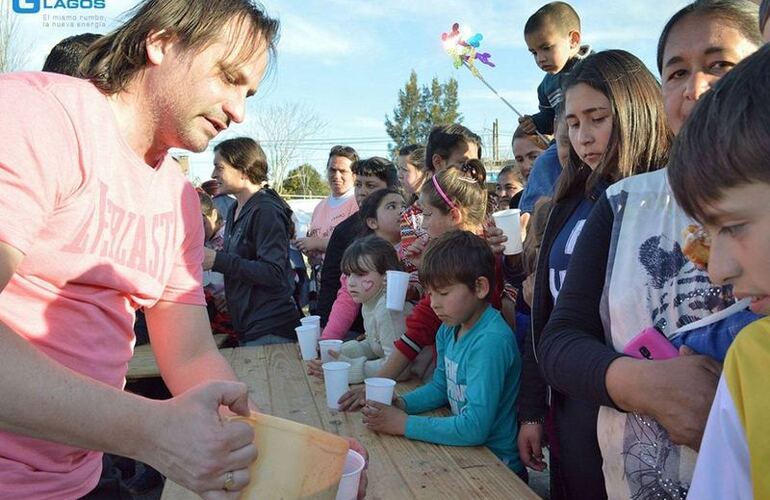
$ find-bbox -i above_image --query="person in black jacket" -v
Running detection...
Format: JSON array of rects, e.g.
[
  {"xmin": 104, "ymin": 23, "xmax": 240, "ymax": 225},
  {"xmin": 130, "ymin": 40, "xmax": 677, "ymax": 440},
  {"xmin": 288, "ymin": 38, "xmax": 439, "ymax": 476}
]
[
  {"xmin": 204, "ymin": 137, "xmax": 300, "ymax": 345},
  {"xmin": 316, "ymin": 158, "xmax": 399, "ymax": 335},
  {"xmin": 516, "ymin": 50, "xmax": 672, "ymax": 499}
]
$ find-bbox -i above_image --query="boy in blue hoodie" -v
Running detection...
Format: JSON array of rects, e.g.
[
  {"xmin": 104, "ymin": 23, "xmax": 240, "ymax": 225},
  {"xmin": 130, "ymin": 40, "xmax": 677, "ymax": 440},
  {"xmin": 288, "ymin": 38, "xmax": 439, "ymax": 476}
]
[
  {"xmin": 518, "ymin": 1, "xmax": 591, "ymax": 136},
  {"xmin": 362, "ymin": 230, "xmax": 525, "ymax": 479}
]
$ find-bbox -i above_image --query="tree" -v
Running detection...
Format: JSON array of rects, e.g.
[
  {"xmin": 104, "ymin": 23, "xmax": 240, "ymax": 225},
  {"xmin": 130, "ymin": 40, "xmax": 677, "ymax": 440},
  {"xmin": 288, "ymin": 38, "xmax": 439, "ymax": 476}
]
[
  {"xmin": 0, "ymin": 0, "xmax": 28, "ymax": 73},
  {"xmin": 246, "ymin": 101, "xmax": 326, "ymax": 191},
  {"xmin": 384, "ymin": 71, "xmax": 425, "ymax": 154},
  {"xmin": 385, "ymin": 71, "xmax": 462, "ymax": 153},
  {"xmin": 281, "ymin": 164, "xmax": 330, "ymax": 197}
]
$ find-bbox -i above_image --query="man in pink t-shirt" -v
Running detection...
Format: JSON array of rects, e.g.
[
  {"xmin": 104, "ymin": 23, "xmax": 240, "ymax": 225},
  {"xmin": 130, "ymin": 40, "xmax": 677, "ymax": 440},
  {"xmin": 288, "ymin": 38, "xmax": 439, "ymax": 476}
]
[
  {"xmin": 0, "ymin": 1, "xmax": 278, "ymax": 498},
  {"xmin": 296, "ymin": 145, "xmax": 359, "ymax": 313},
  {"xmin": 296, "ymin": 145, "xmax": 360, "ymax": 256}
]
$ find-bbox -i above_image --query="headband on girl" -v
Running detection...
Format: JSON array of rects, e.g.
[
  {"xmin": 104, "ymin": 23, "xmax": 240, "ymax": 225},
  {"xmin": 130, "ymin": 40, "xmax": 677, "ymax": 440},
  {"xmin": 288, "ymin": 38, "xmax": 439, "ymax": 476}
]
[{"xmin": 432, "ymin": 175, "xmax": 457, "ymax": 210}]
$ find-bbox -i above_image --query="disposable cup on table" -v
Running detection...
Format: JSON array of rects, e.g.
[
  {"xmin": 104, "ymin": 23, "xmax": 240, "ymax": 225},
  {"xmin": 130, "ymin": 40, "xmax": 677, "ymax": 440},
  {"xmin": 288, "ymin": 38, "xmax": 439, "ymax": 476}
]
[
  {"xmin": 491, "ymin": 208, "xmax": 524, "ymax": 255},
  {"xmin": 364, "ymin": 377, "xmax": 396, "ymax": 405},
  {"xmin": 301, "ymin": 315, "xmax": 322, "ymax": 339},
  {"xmin": 319, "ymin": 339, "xmax": 343, "ymax": 363},
  {"xmin": 323, "ymin": 361, "xmax": 351, "ymax": 410},
  {"xmin": 296, "ymin": 325, "xmax": 318, "ymax": 361},
  {"xmin": 386, "ymin": 270, "xmax": 410, "ymax": 311},
  {"xmin": 335, "ymin": 449, "xmax": 366, "ymax": 500}
]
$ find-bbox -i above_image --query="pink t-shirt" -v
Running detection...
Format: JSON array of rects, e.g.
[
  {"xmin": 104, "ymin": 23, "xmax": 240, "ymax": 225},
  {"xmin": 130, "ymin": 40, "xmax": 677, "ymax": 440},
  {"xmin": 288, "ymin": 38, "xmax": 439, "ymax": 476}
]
[
  {"xmin": 307, "ymin": 193, "xmax": 358, "ymax": 240},
  {"xmin": 0, "ymin": 72, "xmax": 206, "ymax": 498}
]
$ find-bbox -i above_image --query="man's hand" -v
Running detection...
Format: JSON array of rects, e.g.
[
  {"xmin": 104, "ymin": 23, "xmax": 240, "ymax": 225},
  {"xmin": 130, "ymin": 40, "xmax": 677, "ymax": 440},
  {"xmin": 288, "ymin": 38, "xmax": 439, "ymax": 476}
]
[
  {"xmin": 518, "ymin": 115, "xmax": 537, "ymax": 135},
  {"xmin": 337, "ymin": 386, "xmax": 366, "ymax": 412},
  {"xmin": 203, "ymin": 248, "xmax": 217, "ymax": 271},
  {"xmin": 517, "ymin": 423, "xmax": 547, "ymax": 471},
  {"xmin": 606, "ymin": 347, "xmax": 721, "ymax": 451},
  {"xmin": 361, "ymin": 401, "xmax": 407, "ymax": 435},
  {"xmin": 146, "ymin": 381, "xmax": 257, "ymax": 497}
]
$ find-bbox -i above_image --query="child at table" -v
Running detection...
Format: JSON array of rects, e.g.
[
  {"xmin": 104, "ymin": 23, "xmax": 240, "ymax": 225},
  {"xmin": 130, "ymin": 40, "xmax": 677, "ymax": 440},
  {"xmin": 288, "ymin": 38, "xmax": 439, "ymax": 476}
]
[
  {"xmin": 312, "ymin": 235, "xmax": 412, "ymax": 383},
  {"xmin": 362, "ymin": 230, "xmax": 525, "ymax": 479}
]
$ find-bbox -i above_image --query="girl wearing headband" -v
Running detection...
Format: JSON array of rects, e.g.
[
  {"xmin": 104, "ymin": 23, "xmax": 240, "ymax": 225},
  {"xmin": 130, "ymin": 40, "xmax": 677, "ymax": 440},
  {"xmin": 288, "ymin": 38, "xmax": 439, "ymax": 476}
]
[{"xmin": 419, "ymin": 159, "xmax": 488, "ymax": 240}]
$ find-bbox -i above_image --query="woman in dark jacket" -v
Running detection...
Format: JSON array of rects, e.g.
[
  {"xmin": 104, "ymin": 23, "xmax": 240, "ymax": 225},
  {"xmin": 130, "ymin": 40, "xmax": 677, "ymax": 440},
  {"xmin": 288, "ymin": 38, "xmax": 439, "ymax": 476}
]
[
  {"xmin": 204, "ymin": 137, "xmax": 299, "ymax": 345},
  {"xmin": 515, "ymin": 50, "xmax": 672, "ymax": 499}
]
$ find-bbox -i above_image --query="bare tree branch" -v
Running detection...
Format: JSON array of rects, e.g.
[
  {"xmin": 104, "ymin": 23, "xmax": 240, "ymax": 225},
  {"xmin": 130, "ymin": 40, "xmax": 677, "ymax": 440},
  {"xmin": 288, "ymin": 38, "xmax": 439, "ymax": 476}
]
[{"xmin": 248, "ymin": 101, "xmax": 327, "ymax": 191}]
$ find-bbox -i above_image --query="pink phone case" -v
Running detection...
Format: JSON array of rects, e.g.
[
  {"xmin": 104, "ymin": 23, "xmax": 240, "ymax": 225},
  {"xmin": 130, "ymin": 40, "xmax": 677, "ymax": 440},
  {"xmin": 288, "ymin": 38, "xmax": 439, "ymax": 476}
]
[{"xmin": 623, "ymin": 327, "xmax": 679, "ymax": 360}]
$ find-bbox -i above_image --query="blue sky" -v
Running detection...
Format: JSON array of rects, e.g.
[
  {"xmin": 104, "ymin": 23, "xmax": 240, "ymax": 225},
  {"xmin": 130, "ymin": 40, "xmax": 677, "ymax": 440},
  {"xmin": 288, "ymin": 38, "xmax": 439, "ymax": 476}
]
[{"xmin": 13, "ymin": 0, "xmax": 690, "ymax": 183}]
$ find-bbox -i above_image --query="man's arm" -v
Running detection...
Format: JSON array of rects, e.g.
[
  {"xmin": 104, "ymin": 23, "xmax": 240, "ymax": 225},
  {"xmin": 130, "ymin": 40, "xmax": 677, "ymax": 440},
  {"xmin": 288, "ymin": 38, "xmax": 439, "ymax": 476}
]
[
  {"xmin": 144, "ymin": 300, "xmax": 240, "ymax": 394},
  {"xmin": 0, "ymin": 242, "xmax": 255, "ymax": 497}
]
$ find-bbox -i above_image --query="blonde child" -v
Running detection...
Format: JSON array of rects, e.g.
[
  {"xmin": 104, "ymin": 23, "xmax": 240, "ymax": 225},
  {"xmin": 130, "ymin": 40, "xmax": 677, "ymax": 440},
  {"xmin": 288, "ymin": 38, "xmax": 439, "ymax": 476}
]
[{"xmin": 362, "ymin": 230, "xmax": 525, "ymax": 479}]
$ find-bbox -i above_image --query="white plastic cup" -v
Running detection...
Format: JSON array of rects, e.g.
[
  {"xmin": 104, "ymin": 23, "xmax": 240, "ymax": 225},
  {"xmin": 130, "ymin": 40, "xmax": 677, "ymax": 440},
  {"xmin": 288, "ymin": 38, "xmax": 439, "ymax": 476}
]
[
  {"xmin": 300, "ymin": 315, "xmax": 321, "ymax": 339},
  {"xmin": 335, "ymin": 449, "xmax": 366, "ymax": 500},
  {"xmin": 296, "ymin": 325, "xmax": 318, "ymax": 361},
  {"xmin": 319, "ymin": 339, "xmax": 343, "ymax": 363},
  {"xmin": 492, "ymin": 208, "xmax": 524, "ymax": 255},
  {"xmin": 386, "ymin": 270, "xmax": 410, "ymax": 311},
  {"xmin": 364, "ymin": 377, "xmax": 396, "ymax": 405},
  {"xmin": 323, "ymin": 361, "xmax": 351, "ymax": 410}
]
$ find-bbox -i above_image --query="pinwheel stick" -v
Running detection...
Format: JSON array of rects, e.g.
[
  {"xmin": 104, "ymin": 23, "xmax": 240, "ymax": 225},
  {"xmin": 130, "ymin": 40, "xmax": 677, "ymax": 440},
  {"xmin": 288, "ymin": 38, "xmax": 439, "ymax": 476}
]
[{"xmin": 461, "ymin": 60, "xmax": 550, "ymax": 144}]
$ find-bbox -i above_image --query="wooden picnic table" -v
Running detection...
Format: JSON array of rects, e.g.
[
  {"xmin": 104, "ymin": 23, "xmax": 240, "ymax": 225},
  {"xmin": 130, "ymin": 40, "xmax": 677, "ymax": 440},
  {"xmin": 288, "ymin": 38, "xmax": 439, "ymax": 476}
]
[
  {"xmin": 161, "ymin": 344, "xmax": 539, "ymax": 500},
  {"xmin": 127, "ymin": 334, "xmax": 229, "ymax": 380}
]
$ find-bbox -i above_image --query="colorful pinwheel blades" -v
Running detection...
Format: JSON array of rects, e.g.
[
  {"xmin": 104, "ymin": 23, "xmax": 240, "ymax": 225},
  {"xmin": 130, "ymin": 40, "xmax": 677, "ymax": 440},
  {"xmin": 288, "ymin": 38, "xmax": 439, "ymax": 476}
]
[{"xmin": 440, "ymin": 22, "xmax": 494, "ymax": 75}]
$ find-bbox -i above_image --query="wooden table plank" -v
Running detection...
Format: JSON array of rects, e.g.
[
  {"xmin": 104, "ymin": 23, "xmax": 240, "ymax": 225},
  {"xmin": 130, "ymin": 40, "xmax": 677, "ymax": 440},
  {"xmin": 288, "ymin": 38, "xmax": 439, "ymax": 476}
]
[
  {"xmin": 162, "ymin": 344, "xmax": 538, "ymax": 500},
  {"xmin": 300, "ymin": 351, "xmax": 415, "ymax": 500},
  {"xmin": 127, "ymin": 334, "xmax": 229, "ymax": 380}
]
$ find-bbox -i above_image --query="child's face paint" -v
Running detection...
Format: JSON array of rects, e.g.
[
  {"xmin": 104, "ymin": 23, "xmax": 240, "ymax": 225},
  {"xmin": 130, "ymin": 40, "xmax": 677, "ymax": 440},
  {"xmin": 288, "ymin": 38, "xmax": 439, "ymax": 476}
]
[{"xmin": 346, "ymin": 270, "xmax": 386, "ymax": 304}]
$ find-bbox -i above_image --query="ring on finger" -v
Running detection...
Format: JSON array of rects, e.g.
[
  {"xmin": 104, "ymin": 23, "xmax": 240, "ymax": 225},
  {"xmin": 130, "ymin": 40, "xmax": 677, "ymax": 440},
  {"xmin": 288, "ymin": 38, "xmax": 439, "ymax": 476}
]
[{"xmin": 223, "ymin": 471, "xmax": 235, "ymax": 491}]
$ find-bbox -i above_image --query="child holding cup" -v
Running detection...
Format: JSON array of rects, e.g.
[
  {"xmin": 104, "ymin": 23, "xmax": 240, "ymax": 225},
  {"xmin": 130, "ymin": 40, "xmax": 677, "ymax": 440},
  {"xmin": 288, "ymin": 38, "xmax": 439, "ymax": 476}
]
[
  {"xmin": 310, "ymin": 235, "xmax": 412, "ymax": 383},
  {"xmin": 362, "ymin": 231, "xmax": 525, "ymax": 479}
]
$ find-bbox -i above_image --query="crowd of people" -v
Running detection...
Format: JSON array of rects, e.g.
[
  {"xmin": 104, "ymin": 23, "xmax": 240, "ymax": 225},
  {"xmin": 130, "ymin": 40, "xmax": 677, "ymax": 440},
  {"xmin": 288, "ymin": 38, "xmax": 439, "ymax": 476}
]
[{"xmin": 1, "ymin": 0, "xmax": 770, "ymax": 498}]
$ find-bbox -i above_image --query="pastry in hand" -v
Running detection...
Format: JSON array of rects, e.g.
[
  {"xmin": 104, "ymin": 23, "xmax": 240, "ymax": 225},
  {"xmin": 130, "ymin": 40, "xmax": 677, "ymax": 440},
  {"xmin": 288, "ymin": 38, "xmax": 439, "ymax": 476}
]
[{"xmin": 682, "ymin": 224, "xmax": 711, "ymax": 269}]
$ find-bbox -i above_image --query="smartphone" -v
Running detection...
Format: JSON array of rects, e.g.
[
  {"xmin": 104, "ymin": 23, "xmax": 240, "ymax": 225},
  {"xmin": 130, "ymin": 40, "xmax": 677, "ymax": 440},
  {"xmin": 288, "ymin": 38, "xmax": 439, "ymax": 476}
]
[{"xmin": 623, "ymin": 327, "xmax": 679, "ymax": 360}]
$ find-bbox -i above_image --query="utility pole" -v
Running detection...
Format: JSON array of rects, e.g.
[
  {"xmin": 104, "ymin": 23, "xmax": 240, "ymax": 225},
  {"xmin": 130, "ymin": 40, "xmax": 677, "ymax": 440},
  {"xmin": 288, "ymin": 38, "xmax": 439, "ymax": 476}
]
[{"xmin": 492, "ymin": 119, "xmax": 500, "ymax": 162}]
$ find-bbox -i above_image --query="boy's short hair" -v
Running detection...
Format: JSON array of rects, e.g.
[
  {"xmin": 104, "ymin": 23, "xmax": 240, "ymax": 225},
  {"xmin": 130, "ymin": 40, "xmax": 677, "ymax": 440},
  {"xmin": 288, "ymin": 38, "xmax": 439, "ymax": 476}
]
[
  {"xmin": 352, "ymin": 157, "xmax": 399, "ymax": 187},
  {"xmin": 425, "ymin": 124, "xmax": 483, "ymax": 172},
  {"xmin": 668, "ymin": 44, "xmax": 770, "ymax": 223},
  {"xmin": 420, "ymin": 230, "xmax": 495, "ymax": 300},
  {"xmin": 524, "ymin": 2, "xmax": 581, "ymax": 35},
  {"xmin": 341, "ymin": 235, "xmax": 402, "ymax": 276},
  {"xmin": 42, "ymin": 33, "xmax": 102, "ymax": 76},
  {"xmin": 329, "ymin": 145, "xmax": 359, "ymax": 164}
]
